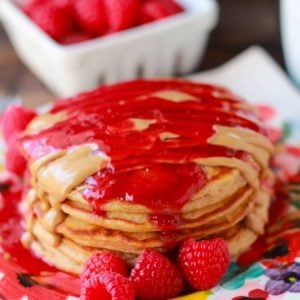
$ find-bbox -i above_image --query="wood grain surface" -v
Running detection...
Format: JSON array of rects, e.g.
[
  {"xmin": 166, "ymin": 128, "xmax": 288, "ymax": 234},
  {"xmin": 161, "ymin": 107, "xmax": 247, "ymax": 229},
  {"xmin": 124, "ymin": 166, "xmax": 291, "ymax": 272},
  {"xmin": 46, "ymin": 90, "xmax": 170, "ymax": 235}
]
[{"xmin": 0, "ymin": 0, "xmax": 284, "ymax": 107}]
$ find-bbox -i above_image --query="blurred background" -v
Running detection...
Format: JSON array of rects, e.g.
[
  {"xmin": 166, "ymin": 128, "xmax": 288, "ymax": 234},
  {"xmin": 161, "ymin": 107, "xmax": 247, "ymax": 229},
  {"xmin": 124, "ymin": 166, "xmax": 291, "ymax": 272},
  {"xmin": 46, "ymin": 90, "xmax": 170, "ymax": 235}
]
[{"xmin": 0, "ymin": 0, "xmax": 283, "ymax": 106}]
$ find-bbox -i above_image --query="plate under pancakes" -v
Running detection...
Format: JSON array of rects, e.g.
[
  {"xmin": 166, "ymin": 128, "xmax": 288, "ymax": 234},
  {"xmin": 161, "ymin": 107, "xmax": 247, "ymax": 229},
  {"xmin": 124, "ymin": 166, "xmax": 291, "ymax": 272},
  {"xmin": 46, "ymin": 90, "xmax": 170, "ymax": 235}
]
[{"xmin": 18, "ymin": 79, "xmax": 274, "ymax": 274}]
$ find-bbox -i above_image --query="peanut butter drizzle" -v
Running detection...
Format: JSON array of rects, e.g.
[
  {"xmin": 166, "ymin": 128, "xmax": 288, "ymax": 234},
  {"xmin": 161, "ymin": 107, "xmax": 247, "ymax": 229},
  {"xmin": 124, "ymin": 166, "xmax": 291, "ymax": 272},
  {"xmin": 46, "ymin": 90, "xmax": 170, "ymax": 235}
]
[
  {"xmin": 21, "ymin": 231, "xmax": 33, "ymax": 248},
  {"xmin": 194, "ymin": 157, "xmax": 259, "ymax": 189},
  {"xmin": 151, "ymin": 90, "xmax": 198, "ymax": 102},
  {"xmin": 30, "ymin": 151, "xmax": 67, "ymax": 179},
  {"xmin": 130, "ymin": 118, "xmax": 156, "ymax": 131},
  {"xmin": 235, "ymin": 103, "xmax": 256, "ymax": 111},
  {"xmin": 31, "ymin": 144, "xmax": 109, "ymax": 206},
  {"xmin": 212, "ymin": 90, "xmax": 238, "ymax": 99},
  {"xmin": 209, "ymin": 132, "xmax": 269, "ymax": 169},
  {"xmin": 159, "ymin": 132, "xmax": 180, "ymax": 141},
  {"xmin": 42, "ymin": 208, "xmax": 65, "ymax": 232},
  {"xmin": 213, "ymin": 125, "xmax": 274, "ymax": 153},
  {"xmin": 24, "ymin": 111, "xmax": 66, "ymax": 135},
  {"xmin": 33, "ymin": 220, "xmax": 62, "ymax": 247},
  {"xmin": 246, "ymin": 189, "xmax": 270, "ymax": 235},
  {"xmin": 208, "ymin": 125, "xmax": 274, "ymax": 169}
]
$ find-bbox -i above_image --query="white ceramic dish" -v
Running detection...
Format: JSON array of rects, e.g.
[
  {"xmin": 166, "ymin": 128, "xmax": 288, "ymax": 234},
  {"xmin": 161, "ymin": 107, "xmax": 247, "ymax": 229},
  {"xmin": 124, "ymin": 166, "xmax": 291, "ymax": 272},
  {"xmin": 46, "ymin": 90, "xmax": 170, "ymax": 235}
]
[
  {"xmin": 280, "ymin": 0, "xmax": 300, "ymax": 87},
  {"xmin": 0, "ymin": 0, "xmax": 219, "ymax": 97}
]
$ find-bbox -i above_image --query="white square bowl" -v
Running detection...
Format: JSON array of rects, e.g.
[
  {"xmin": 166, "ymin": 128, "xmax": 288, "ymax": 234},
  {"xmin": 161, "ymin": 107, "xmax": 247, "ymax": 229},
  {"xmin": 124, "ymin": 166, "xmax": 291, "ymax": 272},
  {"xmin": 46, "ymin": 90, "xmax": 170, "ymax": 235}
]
[{"xmin": 0, "ymin": 0, "xmax": 219, "ymax": 97}]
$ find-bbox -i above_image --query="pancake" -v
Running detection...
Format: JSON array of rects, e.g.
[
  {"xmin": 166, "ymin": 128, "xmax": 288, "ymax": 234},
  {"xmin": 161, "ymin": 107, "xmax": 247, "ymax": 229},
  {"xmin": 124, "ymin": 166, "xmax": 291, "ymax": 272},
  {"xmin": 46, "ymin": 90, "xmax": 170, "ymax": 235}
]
[{"xmin": 17, "ymin": 79, "xmax": 274, "ymax": 274}]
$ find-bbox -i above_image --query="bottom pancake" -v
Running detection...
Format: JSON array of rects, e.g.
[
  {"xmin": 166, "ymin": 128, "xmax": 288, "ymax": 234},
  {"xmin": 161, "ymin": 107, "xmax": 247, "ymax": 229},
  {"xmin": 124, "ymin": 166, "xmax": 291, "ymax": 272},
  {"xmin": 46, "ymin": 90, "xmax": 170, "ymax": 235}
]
[
  {"xmin": 20, "ymin": 170, "xmax": 273, "ymax": 275},
  {"xmin": 25, "ymin": 223, "xmax": 258, "ymax": 275},
  {"xmin": 21, "ymin": 188, "xmax": 268, "ymax": 274}
]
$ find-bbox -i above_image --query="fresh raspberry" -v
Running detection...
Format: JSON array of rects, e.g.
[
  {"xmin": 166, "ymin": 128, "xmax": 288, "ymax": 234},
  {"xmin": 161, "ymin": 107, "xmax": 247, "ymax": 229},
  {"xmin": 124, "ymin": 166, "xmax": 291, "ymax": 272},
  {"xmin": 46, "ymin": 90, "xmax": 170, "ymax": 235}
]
[
  {"xmin": 74, "ymin": 0, "xmax": 107, "ymax": 36},
  {"xmin": 81, "ymin": 252, "xmax": 128, "ymax": 282},
  {"xmin": 60, "ymin": 32, "xmax": 92, "ymax": 45},
  {"xmin": 104, "ymin": 0, "xmax": 141, "ymax": 32},
  {"xmin": 21, "ymin": 0, "xmax": 45, "ymax": 16},
  {"xmin": 80, "ymin": 271, "xmax": 135, "ymax": 300},
  {"xmin": 2, "ymin": 105, "xmax": 36, "ymax": 147},
  {"xmin": 141, "ymin": 0, "xmax": 184, "ymax": 23},
  {"xmin": 5, "ymin": 147, "xmax": 27, "ymax": 176},
  {"xmin": 178, "ymin": 238, "xmax": 230, "ymax": 290},
  {"xmin": 30, "ymin": 3, "xmax": 74, "ymax": 40},
  {"xmin": 130, "ymin": 250, "xmax": 183, "ymax": 300}
]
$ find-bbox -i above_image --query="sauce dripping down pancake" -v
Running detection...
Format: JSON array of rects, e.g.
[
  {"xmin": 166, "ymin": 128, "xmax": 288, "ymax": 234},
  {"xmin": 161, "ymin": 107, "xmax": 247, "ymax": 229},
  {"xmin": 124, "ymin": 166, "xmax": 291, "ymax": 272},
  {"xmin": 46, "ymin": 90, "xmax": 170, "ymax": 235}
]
[{"xmin": 19, "ymin": 80, "xmax": 269, "ymax": 230}]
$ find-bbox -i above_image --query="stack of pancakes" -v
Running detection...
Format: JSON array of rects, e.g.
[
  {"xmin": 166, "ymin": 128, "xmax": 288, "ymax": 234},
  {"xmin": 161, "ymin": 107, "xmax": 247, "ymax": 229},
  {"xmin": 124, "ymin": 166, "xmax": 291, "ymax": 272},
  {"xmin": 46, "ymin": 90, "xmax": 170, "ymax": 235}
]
[{"xmin": 19, "ymin": 80, "xmax": 274, "ymax": 274}]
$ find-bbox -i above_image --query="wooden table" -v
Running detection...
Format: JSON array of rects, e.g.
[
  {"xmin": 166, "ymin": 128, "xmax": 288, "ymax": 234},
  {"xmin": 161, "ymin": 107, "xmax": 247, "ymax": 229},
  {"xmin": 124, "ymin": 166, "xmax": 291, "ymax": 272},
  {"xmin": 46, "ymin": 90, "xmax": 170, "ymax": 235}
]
[{"xmin": 0, "ymin": 0, "xmax": 284, "ymax": 107}]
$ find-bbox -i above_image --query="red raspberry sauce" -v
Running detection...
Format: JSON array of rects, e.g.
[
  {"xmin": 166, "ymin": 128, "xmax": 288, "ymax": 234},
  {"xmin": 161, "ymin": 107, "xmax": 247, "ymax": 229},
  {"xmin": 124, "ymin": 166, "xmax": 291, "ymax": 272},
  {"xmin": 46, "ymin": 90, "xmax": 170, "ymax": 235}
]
[{"xmin": 20, "ymin": 80, "xmax": 264, "ymax": 229}]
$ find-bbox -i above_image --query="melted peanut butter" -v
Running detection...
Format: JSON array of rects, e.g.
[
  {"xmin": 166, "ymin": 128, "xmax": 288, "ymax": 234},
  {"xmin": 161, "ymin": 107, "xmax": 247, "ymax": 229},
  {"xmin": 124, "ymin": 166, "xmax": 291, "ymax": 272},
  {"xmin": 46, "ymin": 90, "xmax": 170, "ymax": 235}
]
[
  {"xmin": 42, "ymin": 208, "xmax": 65, "ymax": 232},
  {"xmin": 194, "ymin": 157, "xmax": 259, "ymax": 189},
  {"xmin": 151, "ymin": 90, "xmax": 198, "ymax": 102},
  {"xmin": 159, "ymin": 132, "xmax": 180, "ymax": 141},
  {"xmin": 130, "ymin": 118, "xmax": 156, "ymax": 131},
  {"xmin": 212, "ymin": 125, "xmax": 274, "ymax": 153},
  {"xmin": 24, "ymin": 111, "xmax": 66, "ymax": 135},
  {"xmin": 31, "ymin": 144, "xmax": 109, "ymax": 205},
  {"xmin": 209, "ymin": 132, "xmax": 269, "ymax": 169}
]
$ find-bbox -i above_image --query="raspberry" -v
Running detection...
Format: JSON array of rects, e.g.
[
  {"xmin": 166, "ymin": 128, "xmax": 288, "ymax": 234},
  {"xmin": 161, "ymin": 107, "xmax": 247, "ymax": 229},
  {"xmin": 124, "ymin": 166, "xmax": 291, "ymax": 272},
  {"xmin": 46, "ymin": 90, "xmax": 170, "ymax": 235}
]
[
  {"xmin": 5, "ymin": 147, "xmax": 27, "ymax": 176},
  {"xmin": 74, "ymin": 0, "xmax": 108, "ymax": 36},
  {"xmin": 30, "ymin": 3, "xmax": 73, "ymax": 40},
  {"xmin": 104, "ymin": 0, "xmax": 141, "ymax": 32},
  {"xmin": 82, "ymin": 252, "xmax": 128, "ymax": 282},
  {"xmin": 60, "ymin": 32, "xmax": 92, "ymax": 45},
  {"xmin": 130, "ymin": 250, "xmax": 183, "ymax": 300},
  {"xmin": 21, "ymin": 0, "xmax": 45, "ymax": 16},
  {"xmin": 178, "ymin": 238, "xmax": 230, "ymax": 290},
  {"xmin": 80, "ymin": 271, "xmax": 135, "ymax": 300},
  {"xmin": 141, "ymin": 0, "xmax": 184, "ymax": 23},
  {"xmin": 2, "ymin": 105, "xmax": 36, "ymax": 147}
]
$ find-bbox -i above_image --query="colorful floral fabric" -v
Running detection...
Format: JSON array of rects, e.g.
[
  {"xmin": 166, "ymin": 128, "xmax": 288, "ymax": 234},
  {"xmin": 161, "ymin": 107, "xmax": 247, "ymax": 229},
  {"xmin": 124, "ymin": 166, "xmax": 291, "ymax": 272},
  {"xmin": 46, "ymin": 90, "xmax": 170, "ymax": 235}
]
[
  {"xmin": 265, "ymin": 264, "xmax": 300, "ymax": 295},
  {"xmin": 232, "ymin": 288, "xmax": 269, "ymax": 300},
  {"xmin": 222, "ymin": 264, "xmax": 264, "ymax": 290}
]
